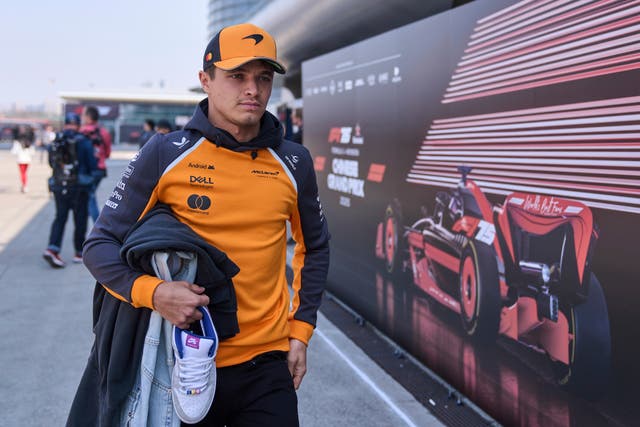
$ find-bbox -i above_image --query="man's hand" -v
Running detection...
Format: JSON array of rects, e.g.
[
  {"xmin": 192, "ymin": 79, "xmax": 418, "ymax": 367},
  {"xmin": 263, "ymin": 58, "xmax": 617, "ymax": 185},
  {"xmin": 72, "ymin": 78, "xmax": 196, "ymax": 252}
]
[
  {"xmin": 287, "ymin": 338, "xmax": 307, "ymax": 389},
  {"xmin": 152, "ymin": 281, "xmax": 210, "ymax": 329}
]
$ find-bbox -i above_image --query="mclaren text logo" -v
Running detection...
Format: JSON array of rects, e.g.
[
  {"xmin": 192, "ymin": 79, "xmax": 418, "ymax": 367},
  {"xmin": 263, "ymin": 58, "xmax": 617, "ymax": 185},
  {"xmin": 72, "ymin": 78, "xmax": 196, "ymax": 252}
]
[
  {"xmin": 251, "ymin": 169, "xmax": 279, "ymax": 179},
  {"xmin": 190, "ymin": 175, "xmax": 214, "ymax": 186},
  {"xmin": 187, "ymin": 194, "xmax": 211, "ymax": 212}
]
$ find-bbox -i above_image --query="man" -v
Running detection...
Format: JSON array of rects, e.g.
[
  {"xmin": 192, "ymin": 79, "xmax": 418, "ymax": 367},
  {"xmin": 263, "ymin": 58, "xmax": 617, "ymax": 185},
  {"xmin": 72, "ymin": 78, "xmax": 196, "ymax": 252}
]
[
  {"xmin": 138, "ymin": 118, "xmax": 155, "ymax": 148},
  {"xmin": 72, "ymin": 23, "xmax": 330, "ymax": 426},
  {"xmin": 42, "ymin": 113, "xmax": 97, "ymax": 268},
  {"xmin": 156, "ymin": 118, "xmax": 173, "ymax": 134},
  {"xmin": 290, "ymin": 109, "xmax": 304, "ymax": 144},
  {"xmin": 80, "ymin": 105, "xmax": 112, "ymax": 222}
]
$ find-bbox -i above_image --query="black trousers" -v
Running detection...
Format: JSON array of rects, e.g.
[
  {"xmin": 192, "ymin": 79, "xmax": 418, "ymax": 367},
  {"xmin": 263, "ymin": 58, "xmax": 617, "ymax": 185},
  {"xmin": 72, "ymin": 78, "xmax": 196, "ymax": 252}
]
[
  {"xmin": 48, "ymin": 187, "xmax": 89, "ymax": 253},
  {"xmin": 187, "ymin": 351, "xmax": 299, "ymax": 427}
]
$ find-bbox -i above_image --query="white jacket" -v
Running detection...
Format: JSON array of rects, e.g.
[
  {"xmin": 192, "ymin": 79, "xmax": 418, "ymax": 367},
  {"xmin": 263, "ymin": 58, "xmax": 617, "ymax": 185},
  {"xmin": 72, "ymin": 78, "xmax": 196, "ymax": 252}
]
[{"xmin": 11, "ymin": 141, "xmax": 35, "ymax": 164}]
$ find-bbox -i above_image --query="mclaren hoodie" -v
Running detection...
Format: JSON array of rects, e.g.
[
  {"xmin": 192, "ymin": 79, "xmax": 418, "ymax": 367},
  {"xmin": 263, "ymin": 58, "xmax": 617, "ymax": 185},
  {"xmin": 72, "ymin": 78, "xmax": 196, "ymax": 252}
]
[{"xmin": 83, "ymin": 99, "xmax": 330, "ymax": 367}]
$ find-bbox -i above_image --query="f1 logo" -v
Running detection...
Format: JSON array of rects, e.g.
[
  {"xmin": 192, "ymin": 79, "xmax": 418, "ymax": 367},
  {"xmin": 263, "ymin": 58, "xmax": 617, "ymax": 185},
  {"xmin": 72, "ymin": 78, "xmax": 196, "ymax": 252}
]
[{"xmin": 328, "ymin": 127, "xmax": 352, "ymax": 143}]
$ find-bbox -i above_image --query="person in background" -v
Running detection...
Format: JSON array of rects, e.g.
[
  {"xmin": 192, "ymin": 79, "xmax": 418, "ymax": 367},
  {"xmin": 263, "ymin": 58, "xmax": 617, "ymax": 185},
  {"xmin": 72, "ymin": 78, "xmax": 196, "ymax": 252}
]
[
  {"xmin": 39, "ymin": 123, "xmax": 57, "ymax": 163},
  {"xmin": 68, "ymin": 23, "xmax": 330, "ymax": 426},
  {"xmin": 10, "ymin": 125, "xmax": 36, "ymax": 193},
  {"xmin": 155, "ymin": 118, "xmax": 172, "ymax": 134},
  {"xmin": 138, "ymin": 118, "xmax": 155, "ymax": 148},
  {"xmin": 290, "ymin": 109, "xmax": 304, "ymax": 144},
  {"xmin": 80, "ymin": 105, "xmax": 112, "ymax": 222},
  {"xmin": 42, "ymin": 113, "xmax": 97, "ymax": 268}
]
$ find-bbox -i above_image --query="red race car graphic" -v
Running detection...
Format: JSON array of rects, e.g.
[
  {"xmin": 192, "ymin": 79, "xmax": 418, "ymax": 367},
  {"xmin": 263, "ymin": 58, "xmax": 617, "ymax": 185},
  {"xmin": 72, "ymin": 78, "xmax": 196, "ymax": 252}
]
[{"xmin": 375, "ymin": 166, "xmax": 611, "ymax": 399}]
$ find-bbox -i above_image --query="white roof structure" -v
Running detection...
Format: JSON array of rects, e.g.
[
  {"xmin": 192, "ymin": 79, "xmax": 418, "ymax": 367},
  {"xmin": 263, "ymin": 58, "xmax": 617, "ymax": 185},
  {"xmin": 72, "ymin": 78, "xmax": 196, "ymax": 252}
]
[{"xmin": 58, "ymin": 90, "xmax": 203, "ymax": 105}]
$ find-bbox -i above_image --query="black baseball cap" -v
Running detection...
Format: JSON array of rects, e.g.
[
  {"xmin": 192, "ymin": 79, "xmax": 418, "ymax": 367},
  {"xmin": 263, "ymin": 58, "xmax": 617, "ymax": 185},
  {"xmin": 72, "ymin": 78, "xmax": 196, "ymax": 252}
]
[{"xmin": 65, "ymin": 112, "xmax": 81, "ymax": 125}]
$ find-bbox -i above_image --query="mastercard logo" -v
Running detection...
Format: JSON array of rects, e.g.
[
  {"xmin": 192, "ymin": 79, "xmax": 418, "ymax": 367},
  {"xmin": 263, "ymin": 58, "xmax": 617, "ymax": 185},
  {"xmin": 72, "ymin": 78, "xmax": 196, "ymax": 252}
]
[{"xmin": 205, "ymin": 52, "xmax": 213, "ymax": 61}]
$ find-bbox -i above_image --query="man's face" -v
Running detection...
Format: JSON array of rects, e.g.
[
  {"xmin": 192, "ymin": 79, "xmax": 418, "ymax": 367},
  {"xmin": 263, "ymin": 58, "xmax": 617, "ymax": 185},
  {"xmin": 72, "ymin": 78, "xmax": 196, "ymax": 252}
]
[
  {"xmin": 199, "ymin": 60, "xmax": 274, "ymax": 140},
  {"xmin": 81, "ymin": 111, "xmax": 91, "ymax": 126}
]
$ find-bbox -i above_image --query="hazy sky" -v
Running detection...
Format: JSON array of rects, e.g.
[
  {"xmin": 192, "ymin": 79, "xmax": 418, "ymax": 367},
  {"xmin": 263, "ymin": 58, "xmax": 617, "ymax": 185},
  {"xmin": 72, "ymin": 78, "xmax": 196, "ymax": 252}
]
[{"xmin": 0, "ymin": 0, "xmax": 208, "ymax": 109}]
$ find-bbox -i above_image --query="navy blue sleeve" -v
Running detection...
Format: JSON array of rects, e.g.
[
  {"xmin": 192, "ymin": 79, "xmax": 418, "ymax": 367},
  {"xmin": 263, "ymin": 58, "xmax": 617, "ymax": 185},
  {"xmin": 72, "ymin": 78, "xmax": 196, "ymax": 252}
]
[
  {"xmin": 82, "ymin": 134, "xmax": 166, "ymax": 304},
  {"xmin": 277, "ymin": 141, "xmax": 330, "ymax": 330},
  {"xmin": 295, "ymin": 147, "xmax": 330, "ymax": 326}
]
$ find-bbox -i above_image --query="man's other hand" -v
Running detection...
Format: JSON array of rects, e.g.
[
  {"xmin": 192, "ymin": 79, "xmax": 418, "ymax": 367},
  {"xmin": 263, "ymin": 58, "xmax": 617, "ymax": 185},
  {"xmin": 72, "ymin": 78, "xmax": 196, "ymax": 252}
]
[{"xmin": 287, "ymin": 338, "xmax": 308, "ymax": 389}]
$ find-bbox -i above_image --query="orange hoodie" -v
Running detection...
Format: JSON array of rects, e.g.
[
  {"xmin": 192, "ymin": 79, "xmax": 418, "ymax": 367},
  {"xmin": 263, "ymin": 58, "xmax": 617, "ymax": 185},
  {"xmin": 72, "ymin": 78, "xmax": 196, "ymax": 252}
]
[{"xmin": 83, "ymin": 101, "xmax": 330, "ymax": 366}]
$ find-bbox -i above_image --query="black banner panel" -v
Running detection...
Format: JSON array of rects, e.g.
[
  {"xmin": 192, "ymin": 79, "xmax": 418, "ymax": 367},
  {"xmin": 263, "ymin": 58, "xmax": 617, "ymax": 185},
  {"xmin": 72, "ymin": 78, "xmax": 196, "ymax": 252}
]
[{"xmin": 302, "ymin": 1, "xmax": 640, "ymax": 426}]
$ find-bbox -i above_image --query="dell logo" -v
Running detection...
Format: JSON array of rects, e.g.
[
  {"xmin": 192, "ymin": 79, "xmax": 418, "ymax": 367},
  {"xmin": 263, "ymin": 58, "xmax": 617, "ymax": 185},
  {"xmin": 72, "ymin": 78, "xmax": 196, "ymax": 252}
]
[
  {"xmin": 187, "ymin": 194, "xmax": 211, "ymax": 210},
  {"xmin": 190, "ymin": 176, "xmax": 214, "ymax": 185}
]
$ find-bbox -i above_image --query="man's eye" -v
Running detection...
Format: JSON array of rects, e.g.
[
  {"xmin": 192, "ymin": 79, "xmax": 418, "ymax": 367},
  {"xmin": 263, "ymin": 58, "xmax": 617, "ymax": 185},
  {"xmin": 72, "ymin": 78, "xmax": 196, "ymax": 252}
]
[
  {"xmin": 260, "ymin": 76, "xmax": 272, "ymax": 82},
  {"xmin": 230, "ymin": 74, "xmax": 243, "ymax": 79}
]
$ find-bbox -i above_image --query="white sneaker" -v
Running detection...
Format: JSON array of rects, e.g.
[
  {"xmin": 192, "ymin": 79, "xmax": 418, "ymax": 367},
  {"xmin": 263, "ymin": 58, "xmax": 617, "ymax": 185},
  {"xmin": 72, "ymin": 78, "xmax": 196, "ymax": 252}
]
[{"xmin": 171, "ymin": 306, "xmax": 218, "ymax": 424}]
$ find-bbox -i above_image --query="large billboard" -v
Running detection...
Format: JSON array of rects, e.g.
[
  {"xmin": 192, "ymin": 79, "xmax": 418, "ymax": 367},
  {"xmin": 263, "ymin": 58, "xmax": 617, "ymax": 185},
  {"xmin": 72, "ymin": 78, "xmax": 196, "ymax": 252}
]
[{"xmin": 302, "ymin": 1, "xmax": 640, "ymax": 426}]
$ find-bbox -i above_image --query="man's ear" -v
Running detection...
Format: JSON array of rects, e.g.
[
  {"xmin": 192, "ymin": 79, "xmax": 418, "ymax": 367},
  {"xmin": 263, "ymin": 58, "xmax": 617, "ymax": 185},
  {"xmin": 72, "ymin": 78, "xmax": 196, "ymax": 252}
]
[{"xmin": 198, "ymin": 70, "xmax": 210, "ymax": 91}]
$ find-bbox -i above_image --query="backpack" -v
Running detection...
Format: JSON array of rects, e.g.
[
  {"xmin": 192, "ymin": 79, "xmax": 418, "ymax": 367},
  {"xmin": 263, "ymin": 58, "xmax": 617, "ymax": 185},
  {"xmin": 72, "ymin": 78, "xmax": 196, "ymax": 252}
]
[
  {"xmin": 49, "ymin": 131, "xmax": 80, "ymax": 187},
  {"xmin": 84, "ymin": 126, "xmax": 104, "ymax": 148}
]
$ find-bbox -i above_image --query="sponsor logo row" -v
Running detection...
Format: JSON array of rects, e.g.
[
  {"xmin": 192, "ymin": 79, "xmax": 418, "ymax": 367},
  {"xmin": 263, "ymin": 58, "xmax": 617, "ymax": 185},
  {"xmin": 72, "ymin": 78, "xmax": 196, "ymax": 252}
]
[{"xmin": 305, "ymin": 67, "xmax": 403, "ymax": 97}]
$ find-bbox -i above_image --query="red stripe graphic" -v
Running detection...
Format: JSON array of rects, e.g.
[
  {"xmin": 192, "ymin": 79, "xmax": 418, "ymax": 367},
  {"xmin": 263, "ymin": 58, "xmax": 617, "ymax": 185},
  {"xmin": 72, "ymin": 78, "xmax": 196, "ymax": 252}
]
[
  {"xmin": 469, "ymin": 0, "xmax": 593, "ymax": 47},
  {"xmin": 407, "ymin": 96, "xmax": 640, "ymax": 215},
  {"xmin": 434, "ymin": 96, "xmax": 640, "ymax": 123},
  {"xmin": 444, "ymin": 61, "xmax": 640, "ymax": 103},
  {"xmin": 451, "ymin": 42, "xmax": 640, "ymax": 91},
  {"xmin": 466, "ymin": 0, "xmax": 630, "ymax": 55},
  {"xmin": 443, "ymin": 0, "xmax": 640, "ymax": 102},
  {"xmin": 459, "ymin": 13, "xmax": 640, "ymax": 71},
  {"xmin": 432, "ymin": 104, "xmax": 640, "ymax": 129}
]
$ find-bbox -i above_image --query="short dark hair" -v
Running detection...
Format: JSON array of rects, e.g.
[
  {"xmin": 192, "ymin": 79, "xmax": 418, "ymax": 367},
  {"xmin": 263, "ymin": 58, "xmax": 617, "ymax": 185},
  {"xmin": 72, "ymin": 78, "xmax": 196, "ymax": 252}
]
[
  {"xmin": 144, "ymin": 119, "xmax": 155, "ymax": 128},
  {"xmin": 157, "ymin": 119, "xmax": 172, "ymax": 131},
  {"xmin": 84, "ymin": 105, "xmax": 99, "ymax": 122},
  {"xmin": 205, "ymin": 60, "xmax": 276, "ymax": 79}
]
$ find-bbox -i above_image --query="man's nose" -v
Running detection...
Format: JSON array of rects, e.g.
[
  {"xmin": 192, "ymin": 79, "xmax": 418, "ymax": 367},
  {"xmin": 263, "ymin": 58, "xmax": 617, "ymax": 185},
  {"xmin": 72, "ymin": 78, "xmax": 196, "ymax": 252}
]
[{"xmin": 244, "ymin": 78, "xmax": 259, "ymax": 95}]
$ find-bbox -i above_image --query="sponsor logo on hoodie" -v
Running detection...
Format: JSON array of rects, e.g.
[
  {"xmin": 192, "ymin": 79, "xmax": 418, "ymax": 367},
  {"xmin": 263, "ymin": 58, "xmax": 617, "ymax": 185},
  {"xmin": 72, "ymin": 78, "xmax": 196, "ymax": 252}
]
[{"xmin": 251, "ymin": 169, "xmax": 280, "ymax": 179}]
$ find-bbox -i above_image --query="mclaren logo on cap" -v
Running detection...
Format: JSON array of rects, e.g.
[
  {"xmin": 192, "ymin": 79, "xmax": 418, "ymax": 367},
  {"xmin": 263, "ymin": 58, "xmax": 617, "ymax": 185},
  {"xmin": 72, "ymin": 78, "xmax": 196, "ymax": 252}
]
[{"xmin": 243, "ymin": 34, "xmax": 264, "ymax": 45}]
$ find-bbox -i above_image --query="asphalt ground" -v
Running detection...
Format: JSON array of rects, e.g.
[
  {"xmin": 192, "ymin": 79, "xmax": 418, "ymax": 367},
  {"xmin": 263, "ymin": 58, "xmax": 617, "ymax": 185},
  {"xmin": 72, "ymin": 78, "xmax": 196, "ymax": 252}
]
[{"xmin": 0, "ymin": 143, "xmax": 445, "ymax": 427}]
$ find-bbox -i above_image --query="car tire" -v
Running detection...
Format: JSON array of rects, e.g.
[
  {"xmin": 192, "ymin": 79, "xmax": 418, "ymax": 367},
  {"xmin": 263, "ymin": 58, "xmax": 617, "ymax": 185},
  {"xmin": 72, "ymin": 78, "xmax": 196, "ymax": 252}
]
[
  {"xmin": 458, "ymin": 240, "xmax": 501, "ymax": 341},
  {"xmin": 554, "ymin": 273, "xmax": 611, "ymax": 399},
  {"xmin": 383, "ymin": 200, "xmax": 403, "ymax": 274}
]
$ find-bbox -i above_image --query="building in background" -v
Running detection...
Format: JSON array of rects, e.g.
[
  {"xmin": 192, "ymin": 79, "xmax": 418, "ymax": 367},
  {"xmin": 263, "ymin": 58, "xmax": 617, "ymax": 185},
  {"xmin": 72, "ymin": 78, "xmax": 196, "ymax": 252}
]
[
  {"xmin": 59, "ymin": 91, "xmax": 202, "ymax": 145},
  {"xmin": 207, "ymin": 0, "xmax": 271, "ymax": 39}
]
